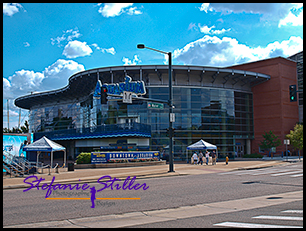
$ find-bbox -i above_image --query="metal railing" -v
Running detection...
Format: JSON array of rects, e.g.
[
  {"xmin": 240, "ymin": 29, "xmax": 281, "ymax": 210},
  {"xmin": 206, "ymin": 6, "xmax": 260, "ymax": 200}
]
[{"xmin": 3, "ymin": 151, "xmax": 63, "ymax": 177}]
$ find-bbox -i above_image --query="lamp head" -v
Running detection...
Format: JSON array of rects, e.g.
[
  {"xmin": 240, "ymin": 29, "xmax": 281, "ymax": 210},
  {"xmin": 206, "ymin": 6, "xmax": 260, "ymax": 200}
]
[{"xmin": 137, "ymin": 44, "xmax": 145, "ymax": 49}]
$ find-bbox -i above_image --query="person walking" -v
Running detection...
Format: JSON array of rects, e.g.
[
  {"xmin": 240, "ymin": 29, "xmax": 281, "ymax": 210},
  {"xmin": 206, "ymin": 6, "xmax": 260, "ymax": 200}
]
[
  {"xmin": 198, "ymin": 151, "xmax": 204, "ymax": 165},
  {"xmin": 212, "ymin": 150, "xmax": 217, "ymax": 165},
  {"xmin": 192, "ymin": 152, "xmax": 198, "ymax": 165},
  {"xmin": 205, "ymin": 150, "xmax": 210, "ymax": 165}
]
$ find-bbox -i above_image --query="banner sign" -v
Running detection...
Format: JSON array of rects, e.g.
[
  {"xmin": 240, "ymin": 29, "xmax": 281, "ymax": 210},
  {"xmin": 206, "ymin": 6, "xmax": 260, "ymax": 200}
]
[
  {"xmin": 91, "ymin": 151, "xmax": 160, "ymax": 164},
  {"xmin": 102, "ymin": 76, "xmax": 146, "ymax": 96}
]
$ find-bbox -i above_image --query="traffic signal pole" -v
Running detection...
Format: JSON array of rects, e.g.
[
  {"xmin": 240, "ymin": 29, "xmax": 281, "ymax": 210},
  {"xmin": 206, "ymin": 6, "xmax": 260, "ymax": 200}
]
[{"xmin": 289, "ymin": 84, "xmax": 302, "ymax": 102}]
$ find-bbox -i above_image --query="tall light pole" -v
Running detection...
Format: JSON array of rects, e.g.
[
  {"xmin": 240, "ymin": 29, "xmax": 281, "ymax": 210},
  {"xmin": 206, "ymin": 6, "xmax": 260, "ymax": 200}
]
[{"xmin": 137, "ymin": 44, "xmax": 174, "ymax": 172}]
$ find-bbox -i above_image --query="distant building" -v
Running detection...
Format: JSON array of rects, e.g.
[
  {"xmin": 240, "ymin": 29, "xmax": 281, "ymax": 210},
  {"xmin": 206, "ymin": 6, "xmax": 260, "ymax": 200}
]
[{"xmin": 229, "ymin": 56, "xmax": 300, "ymax": 155}]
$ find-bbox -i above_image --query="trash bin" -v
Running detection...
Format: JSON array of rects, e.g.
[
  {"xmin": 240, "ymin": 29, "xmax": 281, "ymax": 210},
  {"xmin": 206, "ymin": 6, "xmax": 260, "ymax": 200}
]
[{"xmin": 68, "ymin": 162, "xmax": 74, "ymax": 171}]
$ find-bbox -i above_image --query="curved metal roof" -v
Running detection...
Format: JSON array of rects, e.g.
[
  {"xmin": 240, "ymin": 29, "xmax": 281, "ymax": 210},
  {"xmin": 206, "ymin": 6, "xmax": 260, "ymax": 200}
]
[{"xmin": 14, "ymin": 65, "xmax": 270, "ymax": 110}]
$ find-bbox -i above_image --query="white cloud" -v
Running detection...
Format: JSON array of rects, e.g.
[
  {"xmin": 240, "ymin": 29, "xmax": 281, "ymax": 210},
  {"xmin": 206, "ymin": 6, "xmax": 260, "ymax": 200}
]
[
  {"xmin": 3, "ymin": 3, "xmax": 24, "ymax": 16},
  {"xmin": 42, "ymin": 59, "xmax": 85, "ymax": 90},
  {"xmin": 62, "ymin": 40, "xmax": 93, "ymax": 58},
  {"xmin": 278, "ymin": 4, "xmax": 303, "ymax": 27},
  {"xmin": 199, "ymin": 3, "xmax": 303, "ymax": 26},
  {"xmin": 122, "ymin": 55, "xmax": 141, "ymax": 65},
  {"xmin": 199, "ymin": 3, "xmax": 210, "ymax": 13},
  {"xmin": 3, "ymin": 78, "xmax": 12, "ymax": 98},
  {"xmin": 51, "ymin": 28, "xmax": 81, "ymax": 47},
  {"xmin": 97, "ymin": 3, "xmax": 142, "ymax": 17},
  {"xmin": 4, "ymin": 59, "xmax": 85, "ymax": 99},
  {"xmin": 198, "ymin": 24, "xmax": 231, "ymax": 35},
  {"xmin": 23, "ymin": 42, "xmax": 30, "ymax": 47},
  {"xmin": 92, "ymin": 44, "xmax": 116, "ymax": 55},
  {"xmin": 126, "ymin": 6, "xmax": 142, "ymax": 15},
  {"xmin": 173, "ymin": 35, "xmax": 303, "ymax": 67},
  {"xmin": 6, "ymin": 70, "xmax": 45, "ymax": 98},
  {"xmin": 3, "ymin": 78, "xmax": 11, "ymax": 88},
  {"xmin": 102, "ymin": 47, "xmax": 116, "ymax": 55}
]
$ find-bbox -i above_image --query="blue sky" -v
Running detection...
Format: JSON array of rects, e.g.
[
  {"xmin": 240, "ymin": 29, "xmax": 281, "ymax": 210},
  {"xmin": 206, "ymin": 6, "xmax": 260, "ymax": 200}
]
[{"xmin": 3, "ymin": 3, "xmax": 303, "ymax": 129}]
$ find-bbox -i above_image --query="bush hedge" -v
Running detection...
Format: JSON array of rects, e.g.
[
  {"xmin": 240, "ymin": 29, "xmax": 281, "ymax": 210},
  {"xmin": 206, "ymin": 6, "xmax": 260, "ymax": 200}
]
[
  {"xmin": 76, "ymin": 152, "xmax": 91, "ymax": 164},
  {"xmin": 242, "ymin": 153, "xmax": 263, "ymax": 158}
]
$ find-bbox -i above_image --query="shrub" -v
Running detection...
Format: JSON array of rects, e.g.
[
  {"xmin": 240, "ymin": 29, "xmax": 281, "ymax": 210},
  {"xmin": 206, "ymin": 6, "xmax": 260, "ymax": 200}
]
[
  {"xmin": 76, "ymin": 152, "xmax": 91, "ymax": 164},
  {"xmin": 242, "ymin": 153, "xmax": 263, "ymax": 158}
]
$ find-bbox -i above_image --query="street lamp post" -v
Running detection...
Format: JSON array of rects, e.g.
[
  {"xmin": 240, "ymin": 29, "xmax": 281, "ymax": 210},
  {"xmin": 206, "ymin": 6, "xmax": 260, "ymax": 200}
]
[{"xmin": 137, "ymin": 44, "xmax": 174, "ymax": 172}]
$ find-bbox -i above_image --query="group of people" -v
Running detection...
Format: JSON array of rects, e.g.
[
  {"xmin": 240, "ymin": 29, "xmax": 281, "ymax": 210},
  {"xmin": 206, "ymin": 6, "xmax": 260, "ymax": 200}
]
[{"xmin": 192, "ymin": 150, "xmax": 217, "ymax": 165}]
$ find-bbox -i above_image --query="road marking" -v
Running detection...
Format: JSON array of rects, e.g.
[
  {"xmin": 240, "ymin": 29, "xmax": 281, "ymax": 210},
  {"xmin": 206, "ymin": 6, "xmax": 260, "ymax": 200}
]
[
  {"xmin": 271, "ymin": 170, "xmax": 303, "ymax": 176},
  {"xmin": 282, "ymin": 210, "xmax": 303, "ymax": 214},
  {"xmin": 253, "ymin": 215, "xmax": 303, "ymax": 221},
  {"xmin": 218, "ymin": 167, "xmax": 301, "ymax": 176},
  {"xmin": 251, "ymin": 169, "xmax": 295, "ymax": 175},
  {"xmin": 291, "ymin": 173, "xmax": 303, "ymax": 178},
  {"xmin": 218, "ymin": 169, "xmax": 264, "ymax": 175},
  {"xmin": 213, "ymin": 221, "xmax": 303, "ymax": 228}
]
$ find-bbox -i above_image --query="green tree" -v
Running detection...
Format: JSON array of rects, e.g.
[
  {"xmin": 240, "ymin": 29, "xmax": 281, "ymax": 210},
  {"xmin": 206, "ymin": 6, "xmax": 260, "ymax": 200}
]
[
  {"xmin": 20, "ymin": 120, "xmax": 29, "ymax": 133},
  {"xmin": 3, "ymin": 120, "xmax": 29, "ymax": 133},
  {"xmin": 259, "ymin": 131, "xmax": 281, "ymax": 156},
  {"xmin": 286, "ymin": 124, "xmax": 303, "ymax": 151}
]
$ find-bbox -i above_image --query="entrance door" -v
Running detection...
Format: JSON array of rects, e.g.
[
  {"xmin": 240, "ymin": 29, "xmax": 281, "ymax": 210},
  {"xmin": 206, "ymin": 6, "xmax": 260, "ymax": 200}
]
[{"xmin": 235, "ymin": 145, "xmax": 244, "ymax": 158}]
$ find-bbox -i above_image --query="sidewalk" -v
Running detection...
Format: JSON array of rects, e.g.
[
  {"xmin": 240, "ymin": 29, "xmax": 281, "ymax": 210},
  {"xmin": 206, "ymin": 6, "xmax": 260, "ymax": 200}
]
[{"xmin": 3, "ymin": 160, "xmax": 287, "ymax": 190}]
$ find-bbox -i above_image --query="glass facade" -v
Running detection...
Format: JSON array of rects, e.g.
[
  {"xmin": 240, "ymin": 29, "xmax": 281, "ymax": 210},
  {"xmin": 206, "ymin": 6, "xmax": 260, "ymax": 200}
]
[
  {"xmin": 29, "ymin": 85, "xmax": 254, "ymax": 161},
  {"xmin": 147, "ymin": 87, "xmax": 253, "ymax": 160}
]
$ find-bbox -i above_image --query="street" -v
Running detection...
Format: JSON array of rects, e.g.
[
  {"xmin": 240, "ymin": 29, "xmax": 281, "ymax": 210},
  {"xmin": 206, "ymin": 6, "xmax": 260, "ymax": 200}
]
[{"xmin": 3, "ymin": 162, "xmax": 303, "ymax": 228}]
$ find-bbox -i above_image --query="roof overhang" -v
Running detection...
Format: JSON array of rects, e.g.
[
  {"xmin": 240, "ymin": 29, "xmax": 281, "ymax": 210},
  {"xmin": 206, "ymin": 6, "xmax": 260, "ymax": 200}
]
[{"xmin": 14, "ymin": 65, "xmax": 270, "ymax": 110}]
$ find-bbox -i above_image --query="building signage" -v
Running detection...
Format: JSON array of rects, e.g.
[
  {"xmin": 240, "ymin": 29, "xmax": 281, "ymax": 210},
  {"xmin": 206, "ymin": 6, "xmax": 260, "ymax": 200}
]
[
  {"xmin": 91, "ymin": 151, "xmax": 160, "ymax": 164},
  {"xmin": 93, "ymin": 80, "xmax": 102, "ymax": 99},
  {"xmin": 102, "ymin": 76, "xmax": 146, "ymax": 96}
]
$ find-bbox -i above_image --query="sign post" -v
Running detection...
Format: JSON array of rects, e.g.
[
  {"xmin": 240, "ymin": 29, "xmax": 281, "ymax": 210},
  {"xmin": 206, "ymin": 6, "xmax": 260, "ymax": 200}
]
[
  {"xmin": 170, "ymin": 113, "xmax": 175, "ymax": 122},
  {"xmin": 123, "ymin": 91, "xmax": 133, "ymax": 104},
  {"xmin": 284, "ymin": 139, "xmax": 290, "ymax": 161}
]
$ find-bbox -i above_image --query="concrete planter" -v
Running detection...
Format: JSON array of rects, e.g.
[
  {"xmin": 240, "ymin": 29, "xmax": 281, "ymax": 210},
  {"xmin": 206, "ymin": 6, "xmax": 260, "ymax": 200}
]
[{"xmin": 75, "ymin": 160, "xmax": 166, "ymax": 169}]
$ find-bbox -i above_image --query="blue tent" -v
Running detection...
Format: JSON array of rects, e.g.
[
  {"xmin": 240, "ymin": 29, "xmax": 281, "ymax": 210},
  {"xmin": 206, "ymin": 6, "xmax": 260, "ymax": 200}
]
[{"xmin": 23, "ymin": 136, "xmax": 66, "ymax": 168}]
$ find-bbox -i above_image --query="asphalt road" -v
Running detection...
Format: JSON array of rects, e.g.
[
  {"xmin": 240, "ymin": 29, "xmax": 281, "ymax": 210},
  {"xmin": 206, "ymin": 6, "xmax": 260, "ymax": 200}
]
[{"xmin": 3, "ymin": 162, "xmax": 303, "ymax": 228}]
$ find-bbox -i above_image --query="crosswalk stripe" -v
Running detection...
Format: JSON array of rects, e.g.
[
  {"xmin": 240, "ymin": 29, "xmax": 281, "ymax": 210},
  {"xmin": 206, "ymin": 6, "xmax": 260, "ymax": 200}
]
[
  {"xmin": 251, "ymin": 169, "xmax": 295, "ymax": 175},
  {"xmin": 282, "ymin": 210, "xmax": 303, "ymax": 214},
  {"xmin": 213, "ymin": 221, "xmax": 303, "ymax": 228},
  {"xmin": 218, "ymin": 170, "xmax": 255, "ymax": 175},
  {"xmin": 218, "ymin": 169, "xmax": 302, "ymax": 176},
  {"xmin": 291, "ymin": 173, "xmax": 303, "ymax": 178},
  {"xmin": 271, "ymin": 170, "xmax": 303, "ymax": 176},
  {"xmin": 253, "ymin": 215, "xmax": 303, "ymax": 221}
]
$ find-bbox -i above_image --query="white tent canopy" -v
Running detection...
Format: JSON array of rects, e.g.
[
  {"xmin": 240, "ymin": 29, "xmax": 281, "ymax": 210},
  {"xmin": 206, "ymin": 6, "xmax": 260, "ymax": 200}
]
[
  {"xmin": 187, "ymin": 139, "xmax": 217, "ymax": 150},
  {"xmin": 23, "ymin": 136, "xmax": 66, "ymax": 168},
  {"xmin": 186, "ymin": 139, "xmax": 218, "ymax": 163}
]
